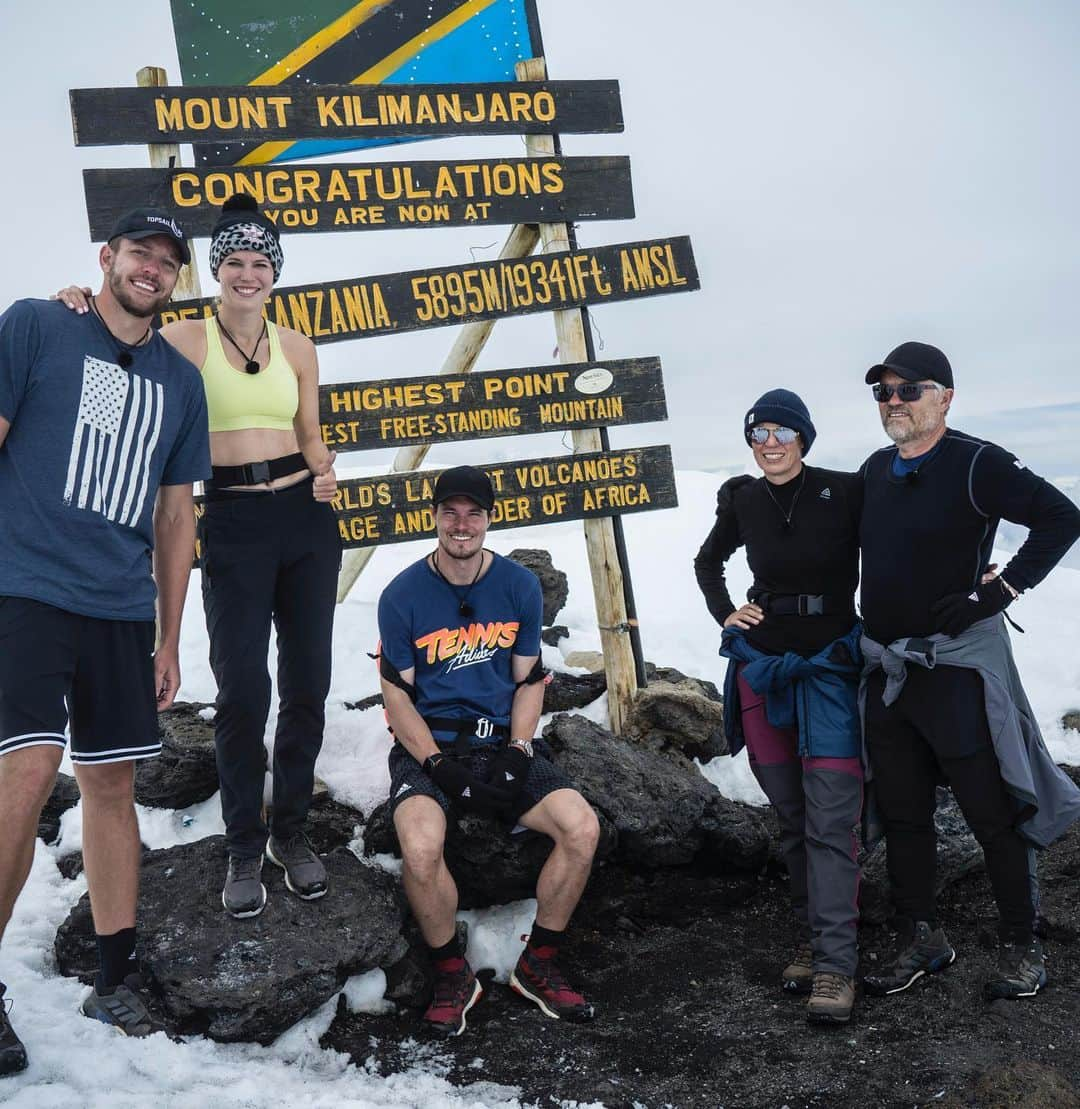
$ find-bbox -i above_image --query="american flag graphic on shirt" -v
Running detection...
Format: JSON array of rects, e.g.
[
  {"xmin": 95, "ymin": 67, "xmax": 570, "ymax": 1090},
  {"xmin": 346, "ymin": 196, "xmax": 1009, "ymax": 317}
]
[{"xmin": 62, "ymin": 355, "xmax": 164, "ymax": 527}]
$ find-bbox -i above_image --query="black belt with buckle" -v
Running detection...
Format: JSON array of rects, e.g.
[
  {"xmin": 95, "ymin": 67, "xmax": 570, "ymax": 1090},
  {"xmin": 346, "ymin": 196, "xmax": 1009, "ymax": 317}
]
[
  {"xmin": 207, "ymin": 452, "xmax": 306, "ymax": 489},
  {"xmin": 755, "ymin": 592, "xmax": 850, "ymax": 617},
  {"xmin": 424, "ymin": 715, "xmax": 509, "ymax": 757}
]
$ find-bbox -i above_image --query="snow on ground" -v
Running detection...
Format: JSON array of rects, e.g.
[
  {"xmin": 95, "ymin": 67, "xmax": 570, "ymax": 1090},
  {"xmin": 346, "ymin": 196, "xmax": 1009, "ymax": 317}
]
[{"xmin": 3, "ymin": 467, "xmax": 1078, "ymax": 1105}]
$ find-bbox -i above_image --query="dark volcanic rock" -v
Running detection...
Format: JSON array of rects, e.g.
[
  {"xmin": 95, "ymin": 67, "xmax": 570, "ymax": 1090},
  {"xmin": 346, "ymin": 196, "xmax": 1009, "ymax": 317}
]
[
  {"xmin": 38, "ymin": 773, "xmax": 80, "ymax": 845},
  {"xmin": 1064, "ymin": 710, "xmax": 1080, "ymax": 733},
  {"xmin": 540, "ymin": 624, "xmax": 569, "ymax": 647},
  {"xmin": 543, "ymin": 669, "xmax": 607, "ymax": 713},
  {"xmin": 303, "ymin": 792, "xmax": 364, "ymax": 855},
  {"xmin": 135, "ymin": 702, "xmax": 219, "ymax": 809},
  {"xmin": 645, "ymin": 663, "xmax": 723, "ymax": 703},
  {"xmin": 625, "ymin": 677, "xmax": 727, "ymax": 761},
  {"xmin": 507, "ymin": 548, "xmax": 568, "ymax": 625},
  {"xmin": 344, "ymin": 692, "xmax": 383, "ymax": 712},
  {"xmin": 55, "ymin": 835, "xmax": 406, "ymax": 1044}
]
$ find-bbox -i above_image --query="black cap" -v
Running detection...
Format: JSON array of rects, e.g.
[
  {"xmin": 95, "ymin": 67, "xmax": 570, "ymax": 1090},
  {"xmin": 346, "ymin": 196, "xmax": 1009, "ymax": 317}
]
[
  {"xmin": 107, "ymin": 207, "xmax": 191, "ymax": 265},
  {"xmin": 866, "ymin": 341, "xmax": 953, "ymax": 388},
  {"xmin": 431, "ymin": 465, "xmax": 495, "ymax": 511}
]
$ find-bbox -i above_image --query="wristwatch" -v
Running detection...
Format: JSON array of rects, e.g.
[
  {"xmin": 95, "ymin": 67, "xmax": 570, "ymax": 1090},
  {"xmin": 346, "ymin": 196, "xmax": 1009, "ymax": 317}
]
[{"xmin": 509, "ymin": 738, "xmax": 534, "ymax": 758}]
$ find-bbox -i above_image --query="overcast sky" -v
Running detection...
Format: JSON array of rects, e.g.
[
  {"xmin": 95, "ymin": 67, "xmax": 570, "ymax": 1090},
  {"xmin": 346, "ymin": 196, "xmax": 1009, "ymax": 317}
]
[{"xmin": 4, "ymin": 0, "xmax": 1078, "ymax": 477}]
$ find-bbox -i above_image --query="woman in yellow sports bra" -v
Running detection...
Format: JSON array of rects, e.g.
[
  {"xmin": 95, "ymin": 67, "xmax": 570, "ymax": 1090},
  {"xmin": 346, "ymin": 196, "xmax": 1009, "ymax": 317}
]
[{"xmin": 58, "ymin": 194, "xmax": 341, "ymax": 920}]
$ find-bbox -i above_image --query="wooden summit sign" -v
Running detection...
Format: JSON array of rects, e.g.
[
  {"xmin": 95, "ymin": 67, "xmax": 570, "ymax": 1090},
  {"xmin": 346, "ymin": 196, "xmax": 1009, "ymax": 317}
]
[
  {"xmin": 70, "ymin": 81, "xmax": 624, "ymax": 146},
  {"xmin": 84, "ymin": 157, "xmax": 633, "ymax": 238},
  {"xmin": 319, "ymin": 357, "xmax": 667, "ymax": 451},
  {"xmin": 155, "ymin": 236, "xmax": 698, "ymax": 343},
  {"xmin": 331, "ymin": 445, "xmax": 677, "ymax": 548}
]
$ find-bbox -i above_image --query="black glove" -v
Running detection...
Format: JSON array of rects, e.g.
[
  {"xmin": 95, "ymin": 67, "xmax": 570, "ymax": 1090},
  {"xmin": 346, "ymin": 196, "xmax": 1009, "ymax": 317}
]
[
  {"xmin": 930, "ymin": 578, "xmax": 1014, "ymax": 638},
  {"xmin": 425, "ymin": 753, "xmax": 513, "ymax": 816},
  {"xmin": 484, "ymin": 745, "xmax": 530, "ymax": 804}
]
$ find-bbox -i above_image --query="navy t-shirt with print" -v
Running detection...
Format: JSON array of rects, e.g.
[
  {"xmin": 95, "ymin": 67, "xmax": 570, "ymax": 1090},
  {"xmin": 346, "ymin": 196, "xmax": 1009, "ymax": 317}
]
[
  {"xmin": 0, "ymin": 299, "xmax": 211, "ymax": 621},
  {"xmin": 378, "ymin": 552, "xmax": 543, "ymax": 743}
]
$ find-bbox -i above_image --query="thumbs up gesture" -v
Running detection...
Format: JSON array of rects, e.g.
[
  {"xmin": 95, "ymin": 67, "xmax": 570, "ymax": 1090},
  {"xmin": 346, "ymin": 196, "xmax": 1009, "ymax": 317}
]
[{"xmin": 312, "ymin": 450, "xmax": 338, "ymax": 502}]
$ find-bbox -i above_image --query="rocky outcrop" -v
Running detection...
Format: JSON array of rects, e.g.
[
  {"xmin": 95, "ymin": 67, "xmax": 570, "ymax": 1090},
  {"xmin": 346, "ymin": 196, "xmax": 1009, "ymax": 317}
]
[
  {"xmin": 55, "ymin": 835, "xmax": 405, "ymax": 1044},
  {"xmin": 507, "ymin": 548, "xmax": 569, "ymax": 626},
  {"xmin": 543, "ymin": 669, "xmax": 607, "ymax": 713},
  {"xmin": 135, "ymin": 702, "xmax": 219, "ymax": 809},
  {"xmin": 38, "ymin": 773, "xmax": 80, "ymax": 845},
  {"xmin": 625, "ymin": 677, "xmax": 727, "ymax": 761}
]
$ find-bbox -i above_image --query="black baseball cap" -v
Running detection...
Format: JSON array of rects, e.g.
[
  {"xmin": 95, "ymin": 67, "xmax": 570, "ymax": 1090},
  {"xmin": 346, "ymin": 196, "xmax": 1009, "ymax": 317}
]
[
  {"xmin": 865, "ymin": 341, "xmax": 953, "ymax": 388},
  {"xmin": 106, "ymin": 207, "xmax": 191, "ymax": 266},
  {"xmin": 431, "ymin": 465, "xmax": 495, "ymax": 511}
]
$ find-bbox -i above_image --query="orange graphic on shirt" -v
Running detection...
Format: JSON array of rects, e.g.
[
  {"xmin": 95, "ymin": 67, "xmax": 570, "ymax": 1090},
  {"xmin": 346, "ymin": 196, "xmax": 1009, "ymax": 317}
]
[{"xmin": 414, "ymin": 621, "xmax": 520, "ymax": 666}]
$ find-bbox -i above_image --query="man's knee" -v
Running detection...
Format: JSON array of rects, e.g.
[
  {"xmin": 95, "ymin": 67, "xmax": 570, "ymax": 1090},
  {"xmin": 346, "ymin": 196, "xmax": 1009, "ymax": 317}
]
[
  {"xmin": 0, "ymin": 745, "xmax": 62, "ymax": 815},
  {"xmin": 395, "ymin": 799, "xmax": 447, "ymax": 877},
  {"xmin": 74, "ymin": 759, "xmax": 136, "ymax": 808},
  {"xmin": 553, "ymin": 794, "xmax": 601, "ymax": 860}
]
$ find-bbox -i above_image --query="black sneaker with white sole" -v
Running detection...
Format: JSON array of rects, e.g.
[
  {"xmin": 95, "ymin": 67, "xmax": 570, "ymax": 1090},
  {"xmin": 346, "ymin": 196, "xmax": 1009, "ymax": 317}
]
[
  {"xmin": 81, "ymin": 974, "xmax": 164, "ymax": 1038},
  {"xmin": 223, "ymin": 854, "xmax": 267, "ymax": 918},
  {"xmin": 267, "ymin": 834, "xmax": 328, "ymax": 900},
  {"xmin": 0, "ymin": 983, "xmax": 28, "ymax": 1077},
  {"xmin": 984, "ymin": 938, "xmax": 1047, "ymax": 1000},
  {"xmin": 863, "ymin": 920, "xmax": 956, "ymax": 996}
]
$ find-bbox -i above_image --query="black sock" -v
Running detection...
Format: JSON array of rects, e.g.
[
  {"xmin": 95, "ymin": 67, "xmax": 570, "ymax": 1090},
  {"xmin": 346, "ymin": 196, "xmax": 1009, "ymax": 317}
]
[
  {"xmin": 527, "ymin": 921, "xmax": 565, "ymax": 957},
  {"xmin": 430, "ymin": 934, "xmax": 464, "ymax": 969},
  {"xmin": 95, "ymin": 927, "xmax": 137, "ymax": 993}
]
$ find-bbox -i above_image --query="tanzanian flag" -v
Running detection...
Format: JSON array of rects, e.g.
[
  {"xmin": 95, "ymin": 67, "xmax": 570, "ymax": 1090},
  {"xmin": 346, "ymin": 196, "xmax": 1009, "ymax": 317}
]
[{"xmin": 169, "ymin": 0, "xmax": 541, "ymax": 166}]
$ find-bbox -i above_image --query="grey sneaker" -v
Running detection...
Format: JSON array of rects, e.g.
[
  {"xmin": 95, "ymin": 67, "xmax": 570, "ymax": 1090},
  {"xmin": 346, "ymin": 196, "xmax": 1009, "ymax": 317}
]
[
  {"xmin": 0, "ymin": 984, "xmax": 28, "ymax": 1076},
  {"xmin": 984, "ymin": 938, "xmax": 1047, "ymax": 1000},
  {"xmin": 223, "ymin": 854, "xmax": 267, "ymax": 918},
  {"xmin": 267, "ymin": 834, "xmax": 328, "ymax": 900},
  {"xmin": 863, "ymin": 920, "xmax": 956, "ymax": 996},
  {"xmin": 782, "ymin": 941, "xmax": 815, "ymax": 994},
  {"xmin": 81, "ymin": 974, "xmax": 163, "ymax": 1037},
  {"xmin": 806, "ymin": 972, "xmax": 855, "ymax": 1024}
]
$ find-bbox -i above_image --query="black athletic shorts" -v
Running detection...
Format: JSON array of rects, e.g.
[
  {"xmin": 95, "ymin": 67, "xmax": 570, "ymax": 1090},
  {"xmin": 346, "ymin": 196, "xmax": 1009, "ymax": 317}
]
[
  {"xmin": 388, "ymin": 737, "xmax": 574, "ymax": 823},
  {"xmin": 0, "ymin": 596, "xmax": 160, "ymax": 765}
]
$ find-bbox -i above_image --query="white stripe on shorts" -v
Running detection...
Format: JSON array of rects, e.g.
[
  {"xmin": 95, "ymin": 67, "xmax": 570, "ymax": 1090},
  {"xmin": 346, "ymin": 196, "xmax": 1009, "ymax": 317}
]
[
  {"xmin": 70, "ymin": 743, "xmax": 162, "ymax": 765},
  {"xmin": 0, "ymin": 732, "xmax": 67, "ymax": 756}
]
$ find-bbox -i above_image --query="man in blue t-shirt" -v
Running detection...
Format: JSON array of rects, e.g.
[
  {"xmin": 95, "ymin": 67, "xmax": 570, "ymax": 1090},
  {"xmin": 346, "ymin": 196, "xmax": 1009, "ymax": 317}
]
[
  {"xmin": 378, "ymin": 465, "xmax": 600, "ymax": 1037},
  {"xmin": 0, "ymin": 209, "xmax": 211, "ymax": 1073}
]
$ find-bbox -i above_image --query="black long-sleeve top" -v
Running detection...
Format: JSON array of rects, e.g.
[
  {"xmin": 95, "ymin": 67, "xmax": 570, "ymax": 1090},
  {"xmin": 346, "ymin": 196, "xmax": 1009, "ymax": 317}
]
[
  {"xmin": 694, "ymin": 465, "xmax": 862, "ymax": 656},
  {"xmin": 859, "ymin": 428, "xmax": 1080, "ymax": 644}
]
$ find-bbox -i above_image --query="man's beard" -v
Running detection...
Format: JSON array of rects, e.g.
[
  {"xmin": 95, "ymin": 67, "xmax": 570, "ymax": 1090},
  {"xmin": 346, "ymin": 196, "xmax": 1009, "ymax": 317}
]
[
  {"xmin": 107, "ymin": 266, "xmax": 172, "ymax": 318},
  {"xmin": 881, "ymin": 407, "xmax": 941, "ymax": 445}
]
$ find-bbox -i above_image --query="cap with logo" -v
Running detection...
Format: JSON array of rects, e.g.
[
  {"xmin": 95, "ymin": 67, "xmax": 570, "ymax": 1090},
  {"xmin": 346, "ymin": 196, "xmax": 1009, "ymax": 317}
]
[
  {"xmin": 107, "ymin": 207, "xmax": 191, "ymax": 266},
  {"xmin": 865, "ymin": 341, "xmax": 953, "ymax": 388},
  {"xmin": 431, "ymin": 465, "xmax": 495, "ymax": 511}
]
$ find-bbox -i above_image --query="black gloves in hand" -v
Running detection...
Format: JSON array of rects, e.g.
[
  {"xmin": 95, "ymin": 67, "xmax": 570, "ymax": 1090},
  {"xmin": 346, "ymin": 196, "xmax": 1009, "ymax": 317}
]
[
  {"xmin": 485, "ymin": 745, "xmax": 530, "ymax": 803},
  {"xmin": 425, "ymin": 753, "xmax": 513, "ymax": 816},
  {"xmin": 931, "ymin": 578, "xmax": 1014, "ymax": 638}
]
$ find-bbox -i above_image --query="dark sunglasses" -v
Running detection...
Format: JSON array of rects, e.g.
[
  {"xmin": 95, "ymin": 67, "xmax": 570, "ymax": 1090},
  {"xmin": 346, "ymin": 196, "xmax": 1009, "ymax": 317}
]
[
  {"xmin": 872, "ymin": 381, "xmax": 941, "ymax": 403},
  {"xmin": 749, "ymin": 426, "xmax": 799, "ymax": 445}
]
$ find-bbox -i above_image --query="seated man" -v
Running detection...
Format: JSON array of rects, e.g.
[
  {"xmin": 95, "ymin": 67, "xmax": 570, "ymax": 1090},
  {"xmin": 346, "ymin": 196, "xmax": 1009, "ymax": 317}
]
[{"xmin": 377, "ymin": 465, "xmax": 600, "ymax": 1037}]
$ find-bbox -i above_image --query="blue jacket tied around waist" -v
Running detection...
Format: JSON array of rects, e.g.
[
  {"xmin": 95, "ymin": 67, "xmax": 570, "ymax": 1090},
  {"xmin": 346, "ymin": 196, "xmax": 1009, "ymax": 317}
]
[{"xmin": 720, "ymin": 625, "xmax": 863, "ymax": 759}]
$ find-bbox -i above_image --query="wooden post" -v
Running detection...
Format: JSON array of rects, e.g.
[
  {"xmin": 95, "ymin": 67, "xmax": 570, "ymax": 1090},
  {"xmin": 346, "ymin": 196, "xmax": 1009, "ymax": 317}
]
[
  {"xmin": 136, "ymin": 67, "xmax": 203, "ymax": 302},
  {"xmin": 516, "ymin": 55, "xmax": 637, "ymax": 735},
  {"xmin": 335, "ymin": 219, "xmax": 540, "ymax": 602}
]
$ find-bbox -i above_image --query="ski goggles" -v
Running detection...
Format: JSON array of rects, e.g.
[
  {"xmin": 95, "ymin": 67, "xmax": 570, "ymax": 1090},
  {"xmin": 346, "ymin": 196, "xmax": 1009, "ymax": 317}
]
[
  {"xmin": 748, "ymin": 426, "xmax": 799, "ymax": 445},
  {"xmin": 871, "ymin": 381, "xmax": 943, "ymax": 403}
]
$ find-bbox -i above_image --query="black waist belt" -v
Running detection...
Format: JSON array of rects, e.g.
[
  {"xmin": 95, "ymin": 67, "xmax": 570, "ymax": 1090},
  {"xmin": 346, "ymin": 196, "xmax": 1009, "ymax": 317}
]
[
  {"xmin": 424, "ymin": 715, "xmax": 509, "ymax": 757},
  {"xmin": 208, "ymin": 452, "xmax": 306, "ymax": 488},
  {"xmin": 755, "ymin": 592, "xmax": 852, "ymax": 617}
]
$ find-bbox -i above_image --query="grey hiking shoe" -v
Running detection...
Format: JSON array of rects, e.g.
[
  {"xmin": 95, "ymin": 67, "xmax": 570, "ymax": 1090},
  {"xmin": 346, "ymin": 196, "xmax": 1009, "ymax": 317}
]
[
  {"xmin": 223, "ymin": 854, "xmax": 267, "ymax": 918},
  {"xmin": 0, "ymin": 983, "xmax": 28, "ymax": 1076},
  {"xmin": 863, "ymin": 920, "xmax": 956, "ymax": 996},
  {"xmin": 782, "ymin": 941, "xmax": 814, "ymax": 994},
  {"xmin": 806, "ymin": 972, "xmax": 855, "ymax": 1024},
  {"xmin": 984, "ymin": 938, "xmax": 1047, "ymax": 1000},
  {"xmin": 267, "ymin": 834, "xmax": 328, "ymax": 900},
  {"xmin": 81, "ymin": 974, "xmax": 164, "ymax": 1038}
]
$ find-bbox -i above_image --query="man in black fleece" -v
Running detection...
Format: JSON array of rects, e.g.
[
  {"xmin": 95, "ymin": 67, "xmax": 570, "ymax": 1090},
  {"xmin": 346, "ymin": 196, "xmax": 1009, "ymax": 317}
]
[{"xmin": 858, "ymin": 341, "xmax": 1080, "ymax": 1001}]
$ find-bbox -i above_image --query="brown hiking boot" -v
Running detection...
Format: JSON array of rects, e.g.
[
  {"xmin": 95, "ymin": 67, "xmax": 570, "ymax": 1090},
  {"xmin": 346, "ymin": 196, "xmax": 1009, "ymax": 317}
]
[
  {"xmin": 782, "ymin": 941, "xmax": 814, "ymax": 994},
  {"xmin": 806, "ymin": 972, "xmax": 855, "ymax": 1024}
]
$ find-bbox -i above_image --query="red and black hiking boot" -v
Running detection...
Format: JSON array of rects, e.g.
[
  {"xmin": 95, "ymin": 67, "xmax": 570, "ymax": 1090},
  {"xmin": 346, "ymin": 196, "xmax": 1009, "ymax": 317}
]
[
  {"xmin": 510, "ymin": 946, "xmax": 595, "ymax": 1022},
  {"xmin": 423, "ymin": 957, "xmax": 483, "ymax": 1037}
]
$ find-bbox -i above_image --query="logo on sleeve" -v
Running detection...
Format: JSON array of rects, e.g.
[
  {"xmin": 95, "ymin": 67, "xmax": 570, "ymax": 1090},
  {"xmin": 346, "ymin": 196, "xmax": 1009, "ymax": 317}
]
[{"xmin": 819, "ymin": 487, "xmax": 832, "ymax": 500}]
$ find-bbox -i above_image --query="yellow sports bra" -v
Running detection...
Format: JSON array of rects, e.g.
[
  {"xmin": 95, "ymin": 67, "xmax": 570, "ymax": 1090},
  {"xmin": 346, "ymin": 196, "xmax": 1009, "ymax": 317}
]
[{"xmin": 202, "ymin": 316, "xmax": 299, "ymax": 433}]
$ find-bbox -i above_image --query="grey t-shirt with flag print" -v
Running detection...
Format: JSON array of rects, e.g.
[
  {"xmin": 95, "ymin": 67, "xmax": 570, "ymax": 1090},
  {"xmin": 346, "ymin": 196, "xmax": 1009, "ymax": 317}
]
[{"xmin": 0, "ymin": 298, "xmax": 210, "ymax": 621}]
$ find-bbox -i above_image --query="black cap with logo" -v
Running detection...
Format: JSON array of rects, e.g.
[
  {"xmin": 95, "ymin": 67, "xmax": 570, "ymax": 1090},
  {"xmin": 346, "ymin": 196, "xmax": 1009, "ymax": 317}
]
[
  {"xmin": 106, "ymin": 208, "xmax": 191, "ymax": 266},
  {"xmin": 865, "ymin": 341, "xmax": 953, "ymax": 388},
  {"xmin": 431, "ymin": 465, "xmax": 495, "ymax": 511}
]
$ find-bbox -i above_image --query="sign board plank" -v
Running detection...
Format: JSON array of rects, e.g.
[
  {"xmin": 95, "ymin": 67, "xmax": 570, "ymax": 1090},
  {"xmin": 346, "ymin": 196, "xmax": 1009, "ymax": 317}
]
[
  {"xmin": 156, "ymin": 236, "xmax": 699, "ymax": 344},
  {"xmin": 84, "ymin": 157, "xmax": 632, "ymax": 239},
  {"xmin": 319, "ymin": 357, "xmax": 667, "ymax": 452},
  {"xmin": 331, "ymin": 444, "xmax": 677, "ymax": 549},
  {"xmin": 70, "ymin": 81, "xmax": 623, "ymax": 147}
]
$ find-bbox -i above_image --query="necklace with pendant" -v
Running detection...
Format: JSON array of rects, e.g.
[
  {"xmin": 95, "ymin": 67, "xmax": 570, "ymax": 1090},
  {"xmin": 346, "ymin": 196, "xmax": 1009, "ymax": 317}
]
[
  {"xmin": 216, "ymin": 315, "xmax": 267, "ymax": 374},
  {"xmin": 763, "ymin": 469, "xmax": 806, "ymax": 531},
  {"xmin": 432, "ymin": 549, "xmax": 485, "ymax": 618}
]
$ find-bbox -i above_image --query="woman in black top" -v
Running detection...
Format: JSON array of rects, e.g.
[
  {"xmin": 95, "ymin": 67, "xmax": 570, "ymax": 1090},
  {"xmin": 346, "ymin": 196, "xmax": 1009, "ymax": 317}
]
[{"xmin": 694, "ymin": 389, "xmax": 863, "ymax": 1025}]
